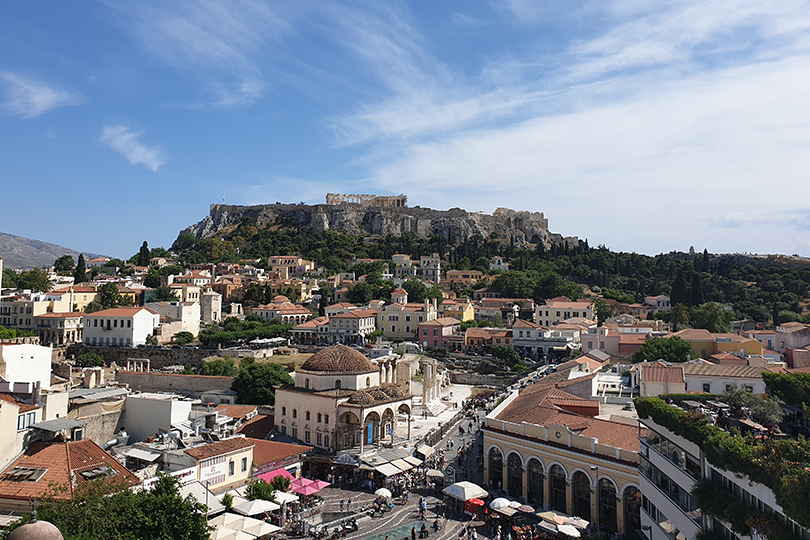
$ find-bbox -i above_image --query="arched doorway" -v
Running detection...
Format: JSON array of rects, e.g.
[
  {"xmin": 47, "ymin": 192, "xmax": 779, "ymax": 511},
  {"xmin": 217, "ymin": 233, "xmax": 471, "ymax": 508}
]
[
  {"xmin": 599, "ymin": 478, "xmax": 618, "ymax": 533},
  {"xmin": 624, "ymin": 486, "xmax": 642, "ymax": 540},
  {"xmin": 527, "ymin": 459, "xmax": 544, "ymax": 507},
  {"xmin": 364, "ymin": 412, "xmax": 381, "ymax": 445},
  {"xmin": 507, "ymin": 453, "xmax": 523, "ymax": 498},
  {"xmin": 572, "ymin": 471, "xmax": 591, "ymax": 520},
  {"xmin": 489, "ymin": 448, "xmax": 503, "ymax": 490},
  {"xmin": 549, "ymin": 465, "xmax": 566, "ymax": 512},
  {"xmin": 339, "ymin": 412, "xmax": 360, "ymax": 449},
  {"xmin": 382, "ymin": 409, "xmax": 395, "ymax": 442}
]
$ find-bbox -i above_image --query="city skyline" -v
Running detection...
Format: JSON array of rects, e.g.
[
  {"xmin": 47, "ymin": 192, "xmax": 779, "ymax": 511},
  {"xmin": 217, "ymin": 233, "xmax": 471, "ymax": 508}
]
[{"xmin": 2, "ymin": 1, "xmax": 810, "ymax": 258}]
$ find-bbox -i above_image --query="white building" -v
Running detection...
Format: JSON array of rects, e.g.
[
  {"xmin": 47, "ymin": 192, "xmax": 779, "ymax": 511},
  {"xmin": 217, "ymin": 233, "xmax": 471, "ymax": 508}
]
[
  {"xmin": 274, "ymin": 345, "xmax": 411, "ymax": 453},
  {"xmin": 200, "ymin": 290, "xmax": 222, "ymax": 324},
  {"xmin": 125, "ymin": 393, "xmax": 194, "ymax": 442},
  {"xmin": 489, "ymin": 256, "xmax": 509, "ymax": 272},
  {"xmin": 82, "ymin": 307, "xmax": 160, "ymax": 347},
  {"xmin": 145, "ymin": 301, "xmax": 201, "ymax": 336},
  {"xmin": 0, "ymin": 343, "xmax": 53, "ymax": 390}
]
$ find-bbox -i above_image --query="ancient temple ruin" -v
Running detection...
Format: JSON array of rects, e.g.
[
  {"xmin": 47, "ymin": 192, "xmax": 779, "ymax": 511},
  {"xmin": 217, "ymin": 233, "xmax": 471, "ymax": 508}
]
[{"xmin": 326, "ymin": 193, "xmax": 407, "ymax": 208}]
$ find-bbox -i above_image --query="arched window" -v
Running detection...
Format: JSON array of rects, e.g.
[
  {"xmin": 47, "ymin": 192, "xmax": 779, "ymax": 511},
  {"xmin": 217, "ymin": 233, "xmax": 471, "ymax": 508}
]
[
  {"xmin": 324, "ymin": 435, "xmax": 329, "ymax": 448},
  {"xmin": 335, "ymin": 379, "xmax": 342, "ymax": 389},
  {"xmin": 488, "ymin": 447, "xmax": 503, "ymax": 490},
  {"xmin": 325, "ymin": 414, "xmax": 329, "ymax": 424},
  {"xmin": 306, "ymin": 411, "xmax": 311, "ymax": 421},
  {"xmin": 508, "ymin": 453, "xmax": 523, "ymax": 498},
  {"xmin": 366, "ymin": 377, "xmax": 371, "ymax": 387},
  {"xmin": 282, "ymin": 407, "xmax": 286, "ymax": 416},
  {"xmin": 405, "ymin": 325, "xmax": 410, "ymax": 333},
  {"xmin": 527, "ymin": 459, "xmax": 544, "ymax": 506},
  {"xmin": 572, "ymin": 471, "xmax": 591, "ymax": 521},
  {"xmin": 624, "ymin": 487, "xmax": 642, "ymax": 540},
  {"xmin": 599, "ymin": 478, "xmax": 618, "ymax": 533},
  {"xmin": 305, "ymin": 378, "xmax": 310, "ymax": 389},
  {"xmin": 391, "ymin": 325, "xmax": 395, "ymax": 333},
  {"xmin": 317, "ymin": 413, "xmax": 322, "ymax": 423},
  {"xmin": 549, "ymin": 465, "xmax": 566, "ymax": 512},
  {"xmin": 292, "ymin": 409, "xmax": 297, "ymax": 419}
]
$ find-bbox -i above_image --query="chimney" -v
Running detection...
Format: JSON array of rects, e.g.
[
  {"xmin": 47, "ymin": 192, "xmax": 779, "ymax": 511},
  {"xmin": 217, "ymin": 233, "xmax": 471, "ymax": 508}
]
[{"xmin": 33, "ymin": 380, "xmax": 42, "ymax": 407}]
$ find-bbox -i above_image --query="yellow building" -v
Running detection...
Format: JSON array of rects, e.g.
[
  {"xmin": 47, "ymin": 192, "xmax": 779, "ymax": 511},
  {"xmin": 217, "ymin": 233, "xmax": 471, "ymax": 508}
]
[
  {"xmin": 673, "ymin": 329, "xmax": 764, "ymax": 359},
  {"xmin": 184, "ymin": 437, "xmax": 255, "ymax": 493},
  {"xmin": 484, "ymin": 383, "xmax": 641, "ymax": 534},
  {"xmin": 446, "ymin": 270, "xmax": 484, "ymax": 286},
  {"xmin": 265, "ymin": 279, "xmax": 311, "ymax": 303},
  {"xmin": 439, "ymin": 298, "xmax": 475, "ymax": 322}
]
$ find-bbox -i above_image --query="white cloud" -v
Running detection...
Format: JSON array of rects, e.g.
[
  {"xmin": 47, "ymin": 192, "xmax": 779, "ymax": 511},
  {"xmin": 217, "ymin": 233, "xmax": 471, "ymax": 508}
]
[
  {"xmin": 100, "ymin": 125, "xmax": 165, "ymax": 172},
  {"xmin": 107, "ymin": 0, "xmax": 288, "ymax": 107},
  {"xmin": 0, "ymin": 73, "xmax": 84, "ymax": 118}
]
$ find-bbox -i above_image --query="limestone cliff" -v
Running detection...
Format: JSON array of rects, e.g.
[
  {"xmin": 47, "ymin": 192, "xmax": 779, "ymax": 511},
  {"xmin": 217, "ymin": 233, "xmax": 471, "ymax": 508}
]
[{"xmin": 175, "ymin": 203, "xmax": 577, "ymax": 248}]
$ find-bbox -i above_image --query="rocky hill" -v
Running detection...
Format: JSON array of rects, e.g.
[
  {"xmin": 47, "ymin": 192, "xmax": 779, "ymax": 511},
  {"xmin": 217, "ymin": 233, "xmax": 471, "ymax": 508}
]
[
  {"xmin": 0, "ymin": 232, "xmax": 102, "ymax": 269},
  {"xmin": 176, "ymin": 202, "xmax": 577, "ymax": 248}
]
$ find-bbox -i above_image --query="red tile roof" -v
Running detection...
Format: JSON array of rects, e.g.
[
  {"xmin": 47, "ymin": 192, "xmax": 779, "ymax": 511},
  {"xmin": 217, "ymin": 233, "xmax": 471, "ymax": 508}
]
[
  {"xmin": 184, "ymin": 437, "xmax": 255, "ymax": 460},
  {"xmin": 247, "ymin": 439, "xmax": 312, "ymax": 467},
  {"xmin": 0, "ymin": 439, "xmax": 138, "ymax": 501},
  {"xmin": 214, "ymin": 404, "xmax": 257, "ymax": 420},
  {"xmin": 236, "ymin": 414, "xmax": 274, "ymax": 439},
  {"xmin": 0, "ymin": 394, "xmax": 40, "ymax": 413},
  {"xmin": 83, "ymin": 307, "xmax": 157, "ymax": 317}
]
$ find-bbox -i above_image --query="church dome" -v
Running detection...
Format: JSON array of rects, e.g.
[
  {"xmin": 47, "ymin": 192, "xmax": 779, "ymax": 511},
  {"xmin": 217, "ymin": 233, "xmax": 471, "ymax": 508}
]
[
  {"xmin": 300, "ymin": 345, "xmax": 377, "ymax": 374},
  {"xmin": 8, "ymin": 521, "xmax": 64, "ymax": 540},
  {"xmin": 272, "ymin": 295, "xmax": 291, "ymax": 303}
]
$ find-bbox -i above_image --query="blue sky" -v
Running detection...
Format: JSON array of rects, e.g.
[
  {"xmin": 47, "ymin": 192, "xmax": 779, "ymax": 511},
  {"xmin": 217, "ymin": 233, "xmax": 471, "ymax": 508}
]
[{"xmin": 2, "ymin": 1, "xmax": 810, "ymax": 259}]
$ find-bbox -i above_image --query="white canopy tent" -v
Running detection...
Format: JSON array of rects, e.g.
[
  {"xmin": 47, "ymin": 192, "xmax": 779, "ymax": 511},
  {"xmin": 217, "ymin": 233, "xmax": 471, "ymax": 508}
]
[{"xmin": 442, "ymin": 481, "xmax": 488, "ymax": 501}]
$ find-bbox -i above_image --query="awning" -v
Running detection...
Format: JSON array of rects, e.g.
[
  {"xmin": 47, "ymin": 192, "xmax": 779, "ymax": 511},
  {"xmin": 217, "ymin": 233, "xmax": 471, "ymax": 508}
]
[
  {"xmin": 125, "ymin": 447, "xmax": 162, "ymax": 462},
  {"xmin": 390, "ymin": 459, "xmax": 413, "ymax": 472},
  {"xmin": 426, "ymin": 469, "xmax": 444, "ymax": 478},
  {"xmin": 404, "ymin": 456, "xmax": 423, "ymax": 467},
  {"xmin": 416, "ymin": 445, "xmax": 434, "ymax": 457},
  {"xmin": 257, "ymin": 467, "xmax": 293, "ymax": 483},
  {"xmin": 375, "ymin": 463, "xmax": 403, "ymax": 477}
]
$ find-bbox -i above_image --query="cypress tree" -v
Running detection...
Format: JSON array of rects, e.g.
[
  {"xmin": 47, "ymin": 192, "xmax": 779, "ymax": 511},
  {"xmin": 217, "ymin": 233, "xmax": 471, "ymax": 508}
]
[
  {"xmin": 671, "ymin": 268, "xmax": 686, "ymax": 305},
  {"xmin": 138, "ymin": 241, "xmax": 150, "ymax": 266},
  {"xmin": 690, "ymin": 273, "xmax": 704, "ymax": 306},
  {"xmin": 74, "ymin": 254, "xmax": 87, "ymax": 284}
]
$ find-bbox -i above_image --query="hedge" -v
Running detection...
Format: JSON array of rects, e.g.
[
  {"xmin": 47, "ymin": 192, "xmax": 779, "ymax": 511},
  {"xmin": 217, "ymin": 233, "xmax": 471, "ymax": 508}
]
[{"xmin": 635, "ymin": 396, "xmax": 810, "ymax": 531}]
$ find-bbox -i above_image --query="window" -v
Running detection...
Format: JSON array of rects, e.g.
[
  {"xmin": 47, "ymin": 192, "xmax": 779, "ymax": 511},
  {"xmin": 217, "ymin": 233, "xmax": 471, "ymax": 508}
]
[
  {"xmin": 228, "ymin": 460, "xmax": 235, "ymax": 476},
  {"xmin": 405, "ymin": 315, "xmax": 411, "ymax": 322},
  {"xmin": 335, "ymin": 380, "xmax": 341, "ymax": 389},
  {"xmin": 423, "ymin": 329, "xmax": 428, "ymax": 336},
  {"xmin": 325, "ymin": 415, "xmax": 329, "ymax": 424},
  {"xmin": 241, "ymin": 457, "xmax": 248, "ymax": 472},
  {"xmin": 292, "ymin": 409, "xmax": 297, "ymax": 419},
  {"xmin": 305, "ymin": 431, "xmax": 311, "ymax": 443},
  {"xmin": 433, "ymin": 329, "xmax": 439, "ymax": 337},
  {"xmin": 317, "ymin": 413, "xmax": 322, "ymax": 423},
  {"xmin": 317, "ymin": 433, "xmax": 323, "ymax": 445},
  {"xmin": 305, "ymin": 378, "xmax": 310, "ymax": 389},
  {"xmin": 725, "ymin": 384, "xmax": 733, "ymax": 392},
  {"xmin": 306, "ymin": 411, "xmax": 310, "ymax": 421},
  {"xmin": 366, "ymin": 377, "xmax": 370, "ymax": 387},
  {"xmin": 324, "ymin": 435, "xmax": 329, "ymax": 447},
  {"xmin": 292, "ymin": 427, "xmax": 298, "ymax": 438},
  {"xmin": 127, "ymin": 320, "xmax": 131, "ymax": 328},
  {"xmin": 745, "ymin": 385, "xmax": 754, "ymax": 392},
  {"xmin": 280, "ymin": 425, "xmax": 287, "ymax": 434},
  {"xmin": 282, "ymin": 407, "xmax": 286, "ymax": 416},
  {"xmin": 113, "ymin": 319, "xmax": 117, "ymax": 328},
  {"xmin": 703, "ymin": 383, "xmax": 711, "ymax": 393}
]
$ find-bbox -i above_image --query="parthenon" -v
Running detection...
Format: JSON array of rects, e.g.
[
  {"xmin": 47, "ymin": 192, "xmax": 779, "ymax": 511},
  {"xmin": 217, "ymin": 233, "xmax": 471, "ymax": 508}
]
[{"xmin": 326, "ymin": 193, "xmax": 407, "ymax": 208}]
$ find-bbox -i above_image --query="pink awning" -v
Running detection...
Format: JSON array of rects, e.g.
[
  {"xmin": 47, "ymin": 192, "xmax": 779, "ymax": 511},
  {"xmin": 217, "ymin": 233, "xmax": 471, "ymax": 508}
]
[{"xmin": 257, "ymin": 467, "xmax": 293, "ymax": 483}]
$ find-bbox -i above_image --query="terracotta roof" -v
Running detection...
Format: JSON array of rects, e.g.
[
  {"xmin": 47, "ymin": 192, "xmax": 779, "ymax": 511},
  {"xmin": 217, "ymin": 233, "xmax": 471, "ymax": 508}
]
[
  {"xmin": 184, "ymin": 437, "xmax": 255, "ymax": 460},
  {"xmin": 236, "ymin": 414, "xmax": 274, "ymax": 438},
  {"xmin": 641, "ymin": 365, "xmax": 685, "ymax": 383},
  {"xmin": 681, "ymin": 364, "xmax": 767, "ymax": 378},
  {"xmin": 292, "ymin": 317, "xmax": 329, "ymax": 329},
  {"xmin": 299, "ymin": 344, "xmax": 377, "ymax": 374},
  {"xmin": 0, "ymin": 394, "xmax": 40, "ymax": 413},
  {"xmin": 83, "ymin": 307, "xmax": 157, "ymax": 317},
  {"xmin": 34, "ymin": 312, "xmax": 83, "ymax": 318},
  {"xmin": 214, "ymin": 404, "xmax": 257, "ymax": 420},
  {"xmin": 513, "ymin": 319, "xmax": 545, "ymax": 329},
  {"xmin": 674, "ymin": 329, "xmax": 714, "ymax": 341},
  {"xmin": 332, "ymin": 310, "xmax": 378, "ymax": 319},
  {"xmin": 247, "ymin": 439, "xmax": 312, "ymax": 466},
  {"xmin": 0, "ymin": 439, "xmax": 138, "ymax": 501},
  {"xmin": 420, "ymin": 317, "xmax": 461, "ymax": 327}
]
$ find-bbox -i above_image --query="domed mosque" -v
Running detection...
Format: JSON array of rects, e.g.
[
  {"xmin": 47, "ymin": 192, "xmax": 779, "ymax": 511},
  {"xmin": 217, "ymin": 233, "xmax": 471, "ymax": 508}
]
[
  {"xmin": 7, "ymin": 517, "xmax": 63, "ymax": 540},
  {"xmin": 274, "ymin": 345, "xmax": 412, "ymax": 453}
]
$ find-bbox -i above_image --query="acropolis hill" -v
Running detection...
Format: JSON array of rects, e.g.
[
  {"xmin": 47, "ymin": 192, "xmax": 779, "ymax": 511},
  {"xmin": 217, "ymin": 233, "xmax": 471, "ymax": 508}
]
[{"xmin": 175, "ymin": 194, "xmax": 578, "ymax": 249}]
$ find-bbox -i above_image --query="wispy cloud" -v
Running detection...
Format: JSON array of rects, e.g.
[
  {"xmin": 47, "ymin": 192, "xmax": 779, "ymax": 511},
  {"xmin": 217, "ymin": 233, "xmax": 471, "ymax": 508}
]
[
  {"xmin": 106, "ymin": 0, "xmax": 289, "ymax": 107},
  {"xmin": 0, "ymin": 73, "xmax": 84, "ymax": 118},
  {"xmin": 100, "ymin": 125, "xmax": 165, "ymax": 172}
]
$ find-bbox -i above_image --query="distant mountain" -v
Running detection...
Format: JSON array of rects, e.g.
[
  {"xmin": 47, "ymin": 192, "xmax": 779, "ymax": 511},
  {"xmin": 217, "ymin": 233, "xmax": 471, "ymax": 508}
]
[{"xmin": 0, "ymin": 232, "xmax": 104, "ymax": 269}]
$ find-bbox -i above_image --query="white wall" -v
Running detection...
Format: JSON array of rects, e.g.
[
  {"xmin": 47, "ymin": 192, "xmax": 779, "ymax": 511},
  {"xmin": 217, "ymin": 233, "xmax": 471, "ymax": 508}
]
[
  {"xmin": 0, "ymin": 343, "xmax": 53, "ymax": 390},
  {"xmin": 125, "ymin": 394, "xmax": 192, "ymax": 441}
]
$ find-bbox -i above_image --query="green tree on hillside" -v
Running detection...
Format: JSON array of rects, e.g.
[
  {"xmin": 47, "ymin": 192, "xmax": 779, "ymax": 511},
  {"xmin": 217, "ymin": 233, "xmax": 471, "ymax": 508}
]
[
  {"xmin": 138, "ymin": 241, "xmax": 150, "ymax": 266},
  {"xmin": 74, "ymin": 254, "xmax": 87, "ymax": 284},
  {"xmin": 632, "ymin": 336, "xmax": 693, "ymax": 363},
  {"xmin": 53, "ymin": 255, "xmax": 75, "ymax": 273},
  {"xmin": 231, "ymin": 359, "xmax": 293, "ymax": 405}
]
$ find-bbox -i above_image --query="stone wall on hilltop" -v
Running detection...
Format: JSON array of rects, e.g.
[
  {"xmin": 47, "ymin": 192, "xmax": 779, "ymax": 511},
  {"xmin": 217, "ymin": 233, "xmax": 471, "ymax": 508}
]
[{"xmin": 175, "ymin": 202, "xmax": 570, "ymax": 248}]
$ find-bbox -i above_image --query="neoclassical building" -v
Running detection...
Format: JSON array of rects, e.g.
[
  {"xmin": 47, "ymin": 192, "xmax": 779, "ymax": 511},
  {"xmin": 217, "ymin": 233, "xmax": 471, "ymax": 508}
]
[
  {"xmin": 274, "ymin": 345, "xmax": 411, "ymax": 454},
  {"xmin": 483, "ymin": 382, "xmax": 642, "ymax": 537}
]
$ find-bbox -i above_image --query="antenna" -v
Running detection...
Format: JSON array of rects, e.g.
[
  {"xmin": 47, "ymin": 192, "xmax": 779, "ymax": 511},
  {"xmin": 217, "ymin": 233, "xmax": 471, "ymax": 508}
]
[{"xmin": 223, "ymin": 195, "xmax": 225, "ymax": 203}]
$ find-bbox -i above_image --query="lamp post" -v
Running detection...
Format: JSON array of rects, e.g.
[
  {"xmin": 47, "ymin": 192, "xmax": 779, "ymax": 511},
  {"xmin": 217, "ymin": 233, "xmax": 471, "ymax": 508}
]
[
  {"xmin": 591, "ymin": 465, "xmax": 599, "ymax": 533},
  {"xmin": 407, "ymin": 415, "xmax": 412, "ymax": 440}
]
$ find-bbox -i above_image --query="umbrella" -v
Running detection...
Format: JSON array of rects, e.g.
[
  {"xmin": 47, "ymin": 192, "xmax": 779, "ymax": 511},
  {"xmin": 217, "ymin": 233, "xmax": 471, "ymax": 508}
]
[
  {"xmin": 289, "ymin": 477, "xmax": 313, "ymax": 490},
  {"xmin": 558, "ymin": 524, "xmax": 582, "ymax": 537},
  {"xmin": 375, "ymin": 488, "xmax": 392, "ymax": 499},
  {"xmin": 442, "ymin": 481, "xmax": 488, "ymax": 501},
  {"xmin": 489, "ymin": 498, "xmax": 511, "ymax": 510},
  {"xmin": 565, "ymin": 516, "xmax": 589, "ymax": 530},
  {"xmin": 233, "ymin": 498, "xmax": 280, "ymax": 516},
  {"xmin": 517, "ymin": 504, "xmax": 535, "ymax": 513},
  {"xmin": 210, "ymin": 526, "xmax": 254, "ymax": 540},
  {"xmin": 538, "ymin": 521, "xmax": 558, "ymax": 534},
  {"xmin": 508, "ymin": 500, "xmax": 522, "ymax": 509},
  {"xmin": 293, "ymin": 483, "xmax": 321, "ymax": 496},
  {"xmin": 310, "ymin": 480, "xmax": 331, "ymax": 491},
  {"xmin": 257, "ymin": 467, "xmax": 293, "ymax": 484},
  {"xmin": 553, "ymin": 515, "xmax": 567, "ymax": 525},
  {"xmin": 537, "ymin": 511, "xmax": 558, "ymax": 522}
]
